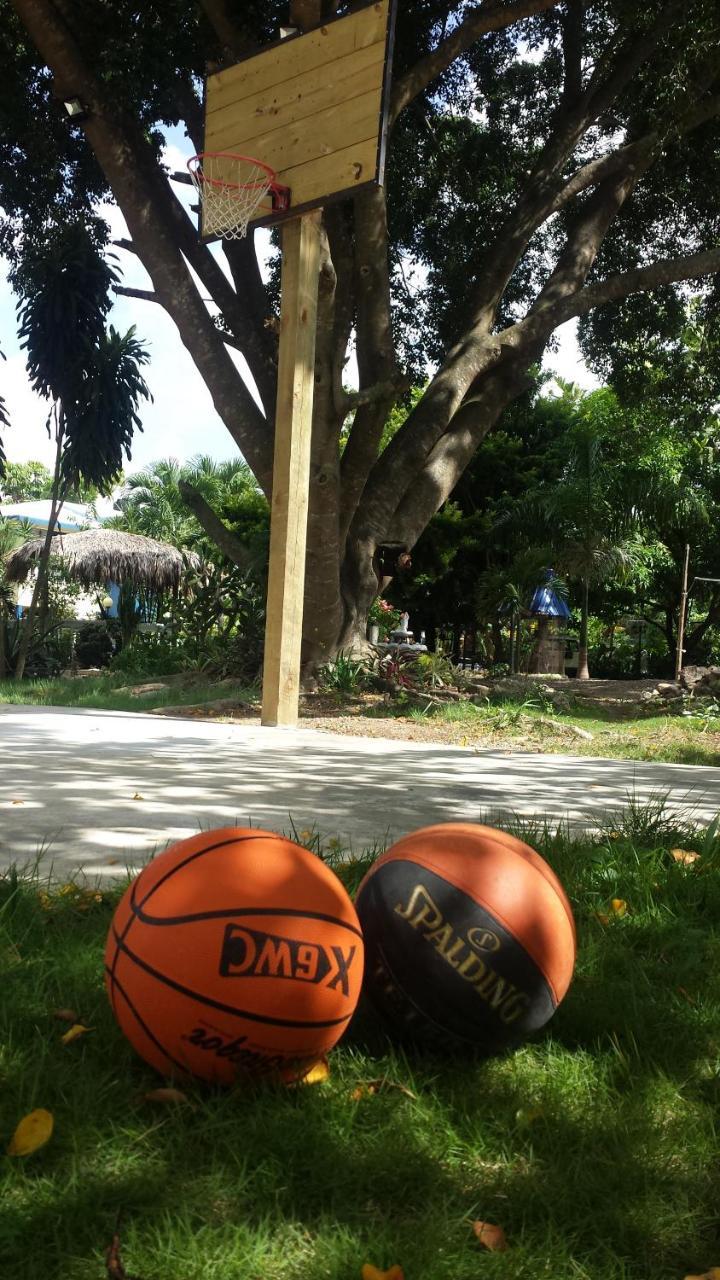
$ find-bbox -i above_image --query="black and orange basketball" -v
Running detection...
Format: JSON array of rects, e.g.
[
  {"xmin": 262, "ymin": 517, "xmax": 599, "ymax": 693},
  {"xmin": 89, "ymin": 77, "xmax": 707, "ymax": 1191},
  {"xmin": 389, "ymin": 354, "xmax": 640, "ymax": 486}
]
[
  {"xmin": 104, "ymin": 827, "xmax": 364, "ymax": 1084},
  {"xmin": 355, "ymin": 823, "xmax": 575, "ymax": 1053}
]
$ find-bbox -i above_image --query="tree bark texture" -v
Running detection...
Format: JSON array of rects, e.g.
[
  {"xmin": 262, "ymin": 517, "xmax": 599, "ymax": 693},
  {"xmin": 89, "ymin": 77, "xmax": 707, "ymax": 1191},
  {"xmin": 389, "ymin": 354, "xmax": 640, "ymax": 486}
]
[{"xmin": 9, "ymin": 0, "xmax": 720, "ymax": 668}]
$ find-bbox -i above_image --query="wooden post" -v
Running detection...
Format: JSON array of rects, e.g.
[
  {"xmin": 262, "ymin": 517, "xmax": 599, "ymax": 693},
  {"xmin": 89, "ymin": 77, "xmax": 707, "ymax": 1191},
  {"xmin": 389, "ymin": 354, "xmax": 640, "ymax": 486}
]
[
  {"xmin": 261, "ymin": 211, "xmax": 322, "ymax": 727},
  {"xmin": 674, "ymin": 542, "xmax": 691, "ymax": 682}
]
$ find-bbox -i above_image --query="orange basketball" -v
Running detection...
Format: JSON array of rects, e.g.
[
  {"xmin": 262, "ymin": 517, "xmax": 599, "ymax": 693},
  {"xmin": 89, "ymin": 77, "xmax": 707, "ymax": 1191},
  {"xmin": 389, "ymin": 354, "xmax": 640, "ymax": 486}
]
[
  {"xmin": 104, "ymin": 827, "xmax": 364, "ymax": 1084},
  {"xmin": 355, "ymin": 823, "xmax": 575, "ymax": 1053}
]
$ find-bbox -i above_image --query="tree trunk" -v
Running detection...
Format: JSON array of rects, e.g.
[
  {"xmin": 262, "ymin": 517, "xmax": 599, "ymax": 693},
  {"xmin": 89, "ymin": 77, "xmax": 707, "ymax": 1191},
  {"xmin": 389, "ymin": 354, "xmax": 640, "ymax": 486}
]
[
  {"xmin": 13, "ymin": 422, "xmax": 65, "ymax": 680},
  {"xmin": 491, "ymin": 618, "xmax": 504, "ymax": 665},
  {"xmin": 576, "ymin": 576, "xmax": 590, "ymax": 679}
]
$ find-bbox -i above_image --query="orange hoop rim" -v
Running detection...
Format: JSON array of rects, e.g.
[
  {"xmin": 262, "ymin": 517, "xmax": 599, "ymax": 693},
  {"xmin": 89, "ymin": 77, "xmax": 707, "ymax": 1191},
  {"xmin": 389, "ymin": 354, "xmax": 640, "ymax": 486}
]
[{"xmin": 187, "ymin": 152, "xmax": 291, "ymax": 207}]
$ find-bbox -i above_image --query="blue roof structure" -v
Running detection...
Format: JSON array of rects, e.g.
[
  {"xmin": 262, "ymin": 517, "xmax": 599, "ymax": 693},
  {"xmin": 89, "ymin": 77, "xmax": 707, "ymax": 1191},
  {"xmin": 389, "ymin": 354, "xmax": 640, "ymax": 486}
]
[{"xmin": 529, "ymin": 569, "xmax": 572, "ymax": 620}]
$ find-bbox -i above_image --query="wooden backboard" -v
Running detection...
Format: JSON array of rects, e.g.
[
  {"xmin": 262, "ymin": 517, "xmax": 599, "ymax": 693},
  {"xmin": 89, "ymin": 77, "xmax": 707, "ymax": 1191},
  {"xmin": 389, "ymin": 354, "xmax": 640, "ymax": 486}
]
[{"xmin": 201, "ymin": 0, "xmax": 397, "ymax": 235}]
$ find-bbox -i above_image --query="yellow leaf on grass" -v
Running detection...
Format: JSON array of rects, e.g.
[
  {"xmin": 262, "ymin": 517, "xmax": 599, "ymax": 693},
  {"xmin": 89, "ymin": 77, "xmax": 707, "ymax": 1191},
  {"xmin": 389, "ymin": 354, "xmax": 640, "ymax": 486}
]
[
  {"xmin": 301, "ymin": 1057, "xmax": 330, "ymax": 1085},
  {"xmin": 143, "ymin": 1088, "xmax": 191, "ymax": 1105},
  {"xmin": 60, "ymin": 1023, "xmax": 93, "ymax": 1045},
  {"xmin": 7, "ymin": 1108, "xmax": 54, "ymax": 1156},
  {"xmin": 611, "ymin": 898, "xmax": 628, "ymax": 917},
  {"xmin": 684, "ymin": 1270, "xmax": 720, "ymax": 1279},
  {"xmin": 672, "ymin": 848, "xmax": 700, "ymax": 866},
  {"xmin": 351, "ymin": 1079, "xmax": 417, "ymax": 1102},
  {"xmin": 473, "ymin": 1220, "xmax": 508, "ymax": 1252},
  {"xmin": 515, "ymin": 1105, "xmax": 543, "ymax": 1127},
  {"xmin": 361, "ymin": 1265, "xmax": 404, "ymax": 1280}
]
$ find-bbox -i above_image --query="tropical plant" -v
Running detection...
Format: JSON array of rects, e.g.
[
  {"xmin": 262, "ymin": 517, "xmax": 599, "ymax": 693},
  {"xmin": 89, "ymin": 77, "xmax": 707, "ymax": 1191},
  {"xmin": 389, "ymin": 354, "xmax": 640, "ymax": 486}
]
[
  {"xmin": 10, "ymin": 223, "xmax": 150, "ymax": 679},
  {"xmin": 112, "ymin": 455, "xmax": 268, "ymax": 572},
  {"xmin": 317, "ymin": 652, "xmax": 369, "ymax": 694}
]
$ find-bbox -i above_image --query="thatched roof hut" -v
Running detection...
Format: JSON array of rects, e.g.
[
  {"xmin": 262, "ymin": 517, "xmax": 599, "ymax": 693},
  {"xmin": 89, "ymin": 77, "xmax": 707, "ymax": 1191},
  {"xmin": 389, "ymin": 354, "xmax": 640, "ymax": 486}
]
[{"xmin": 3, "ymin": 529, "xmax": 200, "ymax": 592}]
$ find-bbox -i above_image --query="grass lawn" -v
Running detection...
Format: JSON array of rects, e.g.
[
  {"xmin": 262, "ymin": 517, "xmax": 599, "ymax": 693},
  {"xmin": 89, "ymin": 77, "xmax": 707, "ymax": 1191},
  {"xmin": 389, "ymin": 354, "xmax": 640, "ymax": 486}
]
[
  {"xmin": 0, "ymin": 674, "xmax": 256, "ymax": 716},
  {"xmin": 2, "ymin": 817, "xmax": 720, "ymax": 1280},
  {"xmin": 395, "ymin": 698, "xmax": 720, "ymax": 766}
]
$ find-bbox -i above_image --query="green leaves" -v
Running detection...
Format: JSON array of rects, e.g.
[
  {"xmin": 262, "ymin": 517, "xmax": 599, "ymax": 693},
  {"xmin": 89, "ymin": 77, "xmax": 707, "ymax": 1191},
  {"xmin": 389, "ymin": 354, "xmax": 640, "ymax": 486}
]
[{"xmin": 60, "ymin": 325, "xmax": 151, "ymax": 492}]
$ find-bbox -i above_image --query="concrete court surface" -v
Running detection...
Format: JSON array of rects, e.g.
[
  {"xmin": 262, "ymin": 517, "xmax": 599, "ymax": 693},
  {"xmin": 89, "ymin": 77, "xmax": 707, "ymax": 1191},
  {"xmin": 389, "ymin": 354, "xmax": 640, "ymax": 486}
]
[{"xmin": 2, "ymin": 704, "xmax": 720, "ymax": 878}]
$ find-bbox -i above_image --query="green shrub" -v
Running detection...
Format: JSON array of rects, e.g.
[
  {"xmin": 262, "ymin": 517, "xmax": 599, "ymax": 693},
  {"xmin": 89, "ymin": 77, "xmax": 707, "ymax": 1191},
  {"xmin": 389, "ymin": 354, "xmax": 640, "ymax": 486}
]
[
  {"xmin": 110, "ymin": 631, "xmax": 187, "ymax": 677},
  {"xmin": 318, "ymin": 651, "xmax": 369, "ymax": 693},
  {"xmin": 74, "ymin": 620, "xmax": 115, "ymax": 669}
]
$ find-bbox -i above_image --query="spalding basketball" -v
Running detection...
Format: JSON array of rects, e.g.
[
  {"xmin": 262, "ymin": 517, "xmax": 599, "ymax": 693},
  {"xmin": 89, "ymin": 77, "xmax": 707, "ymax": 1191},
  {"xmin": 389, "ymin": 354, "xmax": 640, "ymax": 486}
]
[
  {"xmin": 104, "ymin": 827, "xmax": 364, "ymax": 1084},
  {"xmin": 355, "ymin": 823, "xmax": 575, "ymax": 1052}
]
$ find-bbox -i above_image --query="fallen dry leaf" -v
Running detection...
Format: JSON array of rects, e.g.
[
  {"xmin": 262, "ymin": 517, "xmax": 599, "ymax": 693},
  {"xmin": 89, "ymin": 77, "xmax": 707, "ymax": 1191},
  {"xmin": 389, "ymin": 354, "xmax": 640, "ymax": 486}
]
[
  {"xmin": 60, "ymin": 1023, "xmax": 93, "ymax": 1045},
  {"xmin": 672, "ymin": 848, "xmax": 701, "ymax": 866},
  {"xmin": 52, "ymin": 1007, "xmax": 79, "ymax": 1023},
  {"xmin": 677, "ymin": 986, "xmax": 697, "ymax": 1006},
  {"xmin": 7, "ymin": 1108, "xmax": 54, "ymax": 1156},
  {"xmin": 611, "ymin": 898, "xmax": 628, "ymax": 917},
  {"xmin": 361, "ymin": 1266, "xmax": 404, "ymax": 1280},
  {"xmin": 351, "ymin": 1079, "xmax": 417, "ymax": 1102},
  {"xmin": 473, "ymin": 1220, "xmax": 508, "ymax": 1252},
  {"xmin": 301, "ymin": 1057, "xmax": 330, "ymax": 1085},
  {"xmin": 594, "ymin": 911, "xmax": 610, "ymax": 926},
  {"xmin": 132, "ymin": 793, "xmax": 144, "ymax": 801},
  {"xmin": 11, "ymin": 799, "xmax": 23, "ymax": 805},
  {"xmin": 683, "ymin": 1270, "xmax": 720, "ymax": 1279},
  {"xmin": 142, "ymin": 1087, "xmax": 191, "ymax": 1106}
]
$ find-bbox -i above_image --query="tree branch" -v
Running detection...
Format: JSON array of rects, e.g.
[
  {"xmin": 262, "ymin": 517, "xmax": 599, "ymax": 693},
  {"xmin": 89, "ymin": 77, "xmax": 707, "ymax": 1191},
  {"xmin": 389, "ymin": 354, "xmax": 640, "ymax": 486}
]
[
  {"xmin": 290, "ymin": 1, "xmax": 342, "ymax": 32},
  {"xmin": 338, "ymin": 376, "xmax": 412, "ymax": 415},
  {"xmin": 178, "ymin": 480, "xmax": 252, "ymax": 569},
  {"xmin": 390, "ymin": 0, "xmax": 564, "ymax": 127},
  {"xmin": 568, "ymin": 248, "xmax": 720, "ymax": 321},
  {"xmin": 560, "ymin": 0, "xmax": 584, "ymax": 109},
  {"xmin": 198, "ymin": 0, "xmax": 254, "ymax": 61},
  {"xmin": 114, "ymin": 286, "xmax": 159, "ymax": 303},
  {"xmin": 466, "ymin": 4, "xmax": 681, "ymax": 334},
  {"xmin": 10, "ymin": 0, "xmax": 273, "ymax": 493},
  {"xmin": 340, "ymin": 186, "xmax": 400, "ymax": 541}
]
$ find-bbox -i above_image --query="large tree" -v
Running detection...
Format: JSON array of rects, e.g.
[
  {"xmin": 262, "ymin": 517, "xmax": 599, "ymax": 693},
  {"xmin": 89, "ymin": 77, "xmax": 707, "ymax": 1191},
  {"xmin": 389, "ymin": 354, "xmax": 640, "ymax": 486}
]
[{"xmin": 4, "ymin": 0, "xmax": 720, "ymax": 669}]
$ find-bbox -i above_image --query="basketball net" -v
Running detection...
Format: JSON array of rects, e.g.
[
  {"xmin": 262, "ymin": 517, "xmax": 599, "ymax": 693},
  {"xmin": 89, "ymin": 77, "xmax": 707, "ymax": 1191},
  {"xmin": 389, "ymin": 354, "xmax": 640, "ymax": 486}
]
[{"xmin": 188, "ymin": 153, "xmax": 278, "ymax": 239}]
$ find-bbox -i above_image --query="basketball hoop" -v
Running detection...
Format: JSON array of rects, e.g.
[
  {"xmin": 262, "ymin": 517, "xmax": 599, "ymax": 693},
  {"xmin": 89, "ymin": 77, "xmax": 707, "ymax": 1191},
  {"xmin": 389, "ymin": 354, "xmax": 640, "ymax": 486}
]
[{"xmin": 188, "ymin": 152, "xmax": 291, "ymax": 239}]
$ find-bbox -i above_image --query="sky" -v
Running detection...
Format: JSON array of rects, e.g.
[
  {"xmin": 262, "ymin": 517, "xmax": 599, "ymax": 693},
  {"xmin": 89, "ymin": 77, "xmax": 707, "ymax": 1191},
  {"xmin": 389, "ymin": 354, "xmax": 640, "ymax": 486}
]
[{"xmin": 0, "ymin": 134, "xmax": 597, "ymax": 478}]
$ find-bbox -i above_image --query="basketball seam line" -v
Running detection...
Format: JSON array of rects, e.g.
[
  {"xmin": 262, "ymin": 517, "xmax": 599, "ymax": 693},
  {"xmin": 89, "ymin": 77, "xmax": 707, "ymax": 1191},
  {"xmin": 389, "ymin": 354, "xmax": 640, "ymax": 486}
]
[
  {"xmin": 110, "ymin": 835, "xmax": 268, "ymax": 983},
  {"xmin": 112, "ymin": 927, "xmax": 355, "ymax": 1030},
  {"xmin": 106, "ymin": 963, "xmax": 189, "ymax": 1076},
  {"xmin": 137, "ymin": 834, "xmax": 279, "ymax": 910},
  {"xmin": 131, "ymin": 902, "xmax": 363, "ymax": 938}
]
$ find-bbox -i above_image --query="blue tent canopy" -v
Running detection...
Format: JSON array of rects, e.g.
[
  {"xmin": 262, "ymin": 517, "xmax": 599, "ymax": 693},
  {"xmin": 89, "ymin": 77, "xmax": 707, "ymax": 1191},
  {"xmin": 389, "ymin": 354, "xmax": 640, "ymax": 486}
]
[{"xmin": 529, "ymin": 569, "xmax": 572, "ymax": 620}]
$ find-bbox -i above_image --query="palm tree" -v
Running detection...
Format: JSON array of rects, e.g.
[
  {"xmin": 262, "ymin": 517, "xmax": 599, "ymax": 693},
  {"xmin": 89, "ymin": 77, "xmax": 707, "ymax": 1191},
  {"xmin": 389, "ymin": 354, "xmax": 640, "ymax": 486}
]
[
  {"xmin": 11, "ymin": 223, "xmax": 150, "ymax": 679},
  {"xmin": 112, "ymin": 454, "xmax": 265, "ymax": 569},
  {"xmin": 543, "ymin": 418, "xmax": 643, "ymax": 680}
]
